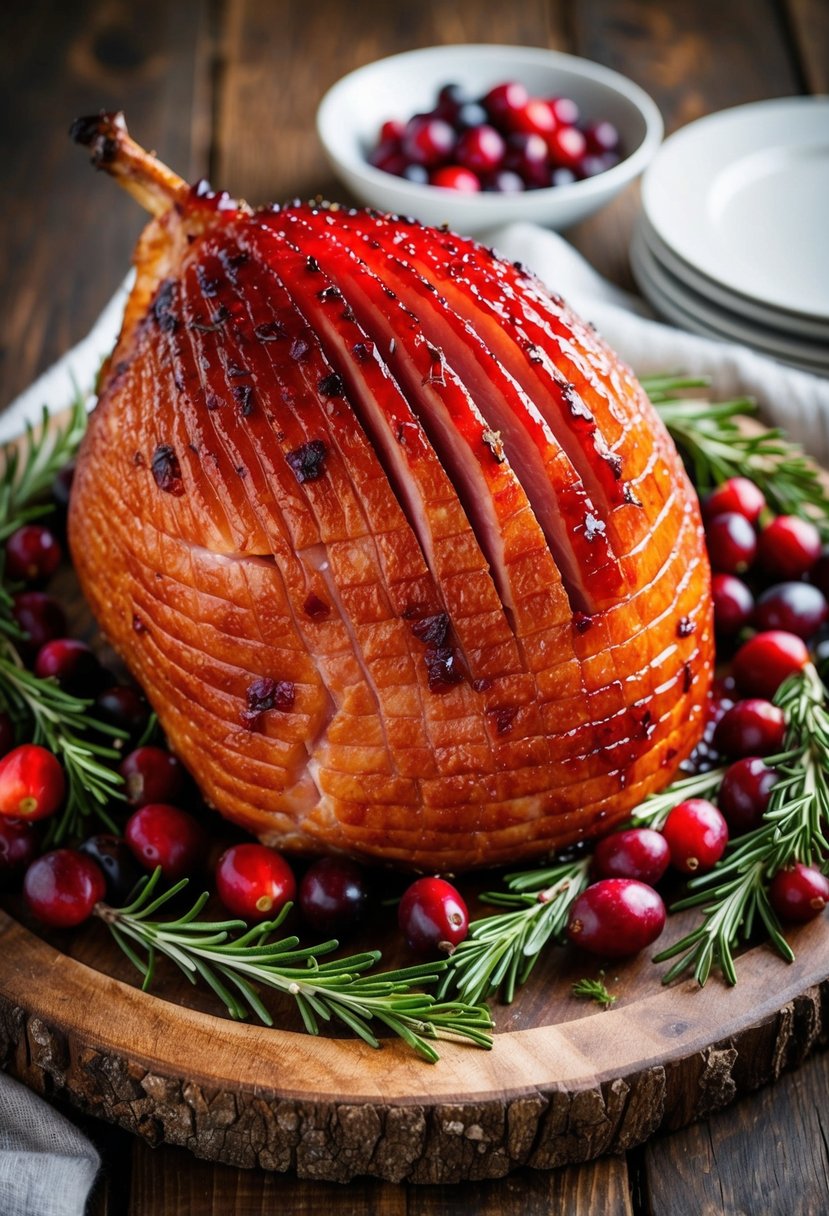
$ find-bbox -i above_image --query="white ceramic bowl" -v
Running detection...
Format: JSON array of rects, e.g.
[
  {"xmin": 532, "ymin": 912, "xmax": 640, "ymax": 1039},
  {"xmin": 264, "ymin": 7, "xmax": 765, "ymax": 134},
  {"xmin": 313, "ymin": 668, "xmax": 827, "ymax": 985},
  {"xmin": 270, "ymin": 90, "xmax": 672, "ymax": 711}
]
[{"xmin": 316, "ymin": 44, "xmax": 663, "ymax": 234}]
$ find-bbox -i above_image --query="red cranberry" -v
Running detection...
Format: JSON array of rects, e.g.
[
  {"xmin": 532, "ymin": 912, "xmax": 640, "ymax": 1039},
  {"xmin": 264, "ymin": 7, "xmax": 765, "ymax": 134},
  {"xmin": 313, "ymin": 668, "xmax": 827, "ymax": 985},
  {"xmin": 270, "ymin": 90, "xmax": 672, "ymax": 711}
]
[
  {"xmin": 705, "ymin": 511, "xmax": 757, "ymax": 574},
  {"xmin": 732, "ymin": 630, "xmax": 810, "ymax": 699},
  {"xmin": 0, "ymin": 818, "xmax": 39, "ymax": 880},
  {"xmin": 0, "ymin": 711, "xmax": 14, "ymax": 757},
  {"xmin": 504, "ymin": 133, "xmax": 550, "ymax": 187},
  {"xmin": 593, "ymin": 828, "xmax": 670, "ymax": 886},
  {"xmin": 119, "ymin": 746, "xmax": 186, "ymax": 807},
  {"xmin": 430, "ymin": 165, "xmax": 481, "ymax": 192},
  {"xmin": 754, "ymin": 581, "xmax": 828, "ymax": 640},
  {"xmin": 51, "ymin": 462, "xmax": 76, "ymax": 511},
  {"xmin": 379, "ymin": 119, "xmax": 405, "ymax": 143},
  {"xmin": 769, "ymin": 862, "xmax": 829, "ymax": 924},
  {"xmin": 79, "ymin": 834, "xmax": 143, "ymax": 904},
  {"xmin": 454, "ymin": 101, "xmax": 489, "ymax": 131},
  {"xmin": 584, "ymin": 120, "xmax": 620, "ymax": 154},
  {"xmin": 758, "ymin": 515, "xmax": 822, "ymax": 580},
  {"xmin": 125, "ymin": 803, "xmax": 206, "ymax": 881},
  {"xmin": 24, "ymin": 849, "xmax": 105, "ymax": 928},
  {"xmin": 12, "ymin": 592, "xmax": 67, "ymax": 654},
  {"xmin": 34, "ymin": 638, "xmax": 101, "ymax": 693},
  {"xmin": 809, "ymin": 550, "xmax": 829, "ymax": 599},
  {"xmin": 702, "ymin": 477, "xmax": 766, "ymax": 525},
  {"xmin": 369, "ymin": 144, "xmax": 408, "ymax": 175},
  {"xmin": 547, "ymin": 125, "xmax": 587, "ymax": 169},
  {"xmin": 511, "ymin": 99, "xmax": 557, "ymax": 139},
  {"xmin": 398, "ymin": 876, "xmax": 468, "ymax": 956},
  {"xmin": 575, "ymin": 152, "xmax": 618, "ymax": 179},
  {"xmin": 299, "ymin": 856, "xmax": 369, "ymax": 937},
  {"xmin": 402, "ymin": 163, "xmax": 429, "ymax": 184},
  {"xmin": 548, "ymin": 96, "xmax": 580, "ymax": 125},
  {"xmin": 482, "ymin": 169, "xmax": 526, "ymax": 193},
  {"xmin": 0, "ymin": 744, "xmax": 65, "ymax": 820},
  {"xmin": 662, "ymin": 800, "xmax": 729, "ymax": 874},
  {"xmin": 94, "ymin": 685, "xmax": 150, "ymax": 740},
  {"xmin": 713, "ymin": 699, "xmax": 786, "ymax": 758},
  {"xmin": 435, "ymin": 83, "xmax": 467, "ymax": 120},
  {"xmin": 718, "ymin": 757, "xmax": 778, "ymax": 833},
  {"xmin": 4, "ymin": 525, "xmax": 62, "ymax": 584},
  {"xmin": 456, "ymin": 125, "xmax": 505, "ymax": 173},
  {"xmin": 712, "ymin": 573, "xmax": 755, "ymax": 636},
  {"xmin": 402, "ymin": 116, "xmax": 455, "ymax": 167},
  {"xmin": 216, "ymin": 843, "xmax": 296, "ymax": 922},
  {"xmin": 483, "ymin": 81, "xmax": 530, "ymax": 125},
  {"xmin": 567, "ymin": 879, "xmax": 665, "ymax": 958}
]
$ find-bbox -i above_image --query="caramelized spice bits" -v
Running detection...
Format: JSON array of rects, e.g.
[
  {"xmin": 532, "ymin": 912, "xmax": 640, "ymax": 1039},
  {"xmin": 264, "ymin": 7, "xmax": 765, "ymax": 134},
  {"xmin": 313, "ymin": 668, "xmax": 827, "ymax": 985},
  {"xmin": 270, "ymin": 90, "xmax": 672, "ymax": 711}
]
[
  {"xmin": 242, "ymin": 677, "xmax": 296, "ymax": 728},
  {"xmin": 150, "ymin": 445, "xmax": 185, "ymax": 496},
  {"xmin": 286, "ymin": 440, "xmax": 327, "ymax": 483}
]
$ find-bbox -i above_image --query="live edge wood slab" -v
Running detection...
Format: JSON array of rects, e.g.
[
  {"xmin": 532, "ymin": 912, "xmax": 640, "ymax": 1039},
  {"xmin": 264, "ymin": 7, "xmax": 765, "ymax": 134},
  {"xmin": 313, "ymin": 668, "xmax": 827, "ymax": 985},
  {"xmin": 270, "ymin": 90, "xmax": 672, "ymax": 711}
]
[{"xmin": 0, "ymin": 892, "xmax": 826, "ymax": 1184}]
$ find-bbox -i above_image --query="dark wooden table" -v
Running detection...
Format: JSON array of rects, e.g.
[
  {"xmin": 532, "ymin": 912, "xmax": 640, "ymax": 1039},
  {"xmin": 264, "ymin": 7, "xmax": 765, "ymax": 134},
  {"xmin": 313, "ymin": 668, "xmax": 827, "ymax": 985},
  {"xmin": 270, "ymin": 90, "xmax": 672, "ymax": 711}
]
[{"xmin": 2, "ymin": 1, "xmax": 828, "ymax": 1212}]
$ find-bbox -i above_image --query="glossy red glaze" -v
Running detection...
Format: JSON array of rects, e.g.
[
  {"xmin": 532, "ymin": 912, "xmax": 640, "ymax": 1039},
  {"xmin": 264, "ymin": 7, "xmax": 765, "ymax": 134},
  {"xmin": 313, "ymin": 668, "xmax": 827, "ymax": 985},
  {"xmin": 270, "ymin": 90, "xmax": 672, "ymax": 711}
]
[{"xmin": 69, "ymin": 194, "xmax": 713, "ymax": 871}]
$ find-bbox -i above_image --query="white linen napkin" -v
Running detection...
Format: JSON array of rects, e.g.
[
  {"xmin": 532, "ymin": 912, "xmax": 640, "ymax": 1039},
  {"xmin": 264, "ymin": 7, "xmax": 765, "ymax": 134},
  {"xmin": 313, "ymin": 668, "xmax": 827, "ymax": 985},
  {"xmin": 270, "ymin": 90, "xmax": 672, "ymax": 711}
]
[
  {"xmin": 0, "ymin": 1074, "xmax": 100, "ymax": 1216},
  {"xmin": 1, "ymin": 220, "xmax": 828, "ymax": 1215}
]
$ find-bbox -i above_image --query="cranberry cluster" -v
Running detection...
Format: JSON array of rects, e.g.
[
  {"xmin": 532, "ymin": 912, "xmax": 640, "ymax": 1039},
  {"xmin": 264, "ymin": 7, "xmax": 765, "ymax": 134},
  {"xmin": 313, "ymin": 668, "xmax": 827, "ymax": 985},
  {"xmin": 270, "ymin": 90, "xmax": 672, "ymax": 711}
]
[{"xmin": 368, "ymin": 80, "xmax": 621, "ymax": 194}]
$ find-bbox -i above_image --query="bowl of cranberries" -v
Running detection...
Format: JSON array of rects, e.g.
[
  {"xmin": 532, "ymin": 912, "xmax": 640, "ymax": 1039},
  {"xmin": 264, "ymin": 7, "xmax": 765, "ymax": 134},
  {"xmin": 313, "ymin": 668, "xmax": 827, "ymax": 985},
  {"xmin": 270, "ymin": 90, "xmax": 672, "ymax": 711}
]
[{"xmin": 316, "ymin": 43, "xmax": 663, "ymax": 232}]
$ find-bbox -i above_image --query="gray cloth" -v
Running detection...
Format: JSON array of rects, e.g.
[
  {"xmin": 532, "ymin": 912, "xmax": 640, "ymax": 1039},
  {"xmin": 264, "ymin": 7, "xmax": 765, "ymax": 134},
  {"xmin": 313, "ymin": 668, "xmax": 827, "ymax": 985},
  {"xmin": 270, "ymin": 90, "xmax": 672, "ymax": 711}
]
[{"xmin": 0, "ymin": 1072, "xmax": 99, "ymax": 1216}]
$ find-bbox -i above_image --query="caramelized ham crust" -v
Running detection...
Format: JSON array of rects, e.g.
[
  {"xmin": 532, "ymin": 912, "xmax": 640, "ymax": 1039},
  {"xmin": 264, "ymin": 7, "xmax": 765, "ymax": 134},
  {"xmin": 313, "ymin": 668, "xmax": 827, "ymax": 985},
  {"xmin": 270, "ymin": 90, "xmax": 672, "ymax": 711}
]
[{"xmin": 69, "ymin": 114, "xmax": 713, "ymax": 870}]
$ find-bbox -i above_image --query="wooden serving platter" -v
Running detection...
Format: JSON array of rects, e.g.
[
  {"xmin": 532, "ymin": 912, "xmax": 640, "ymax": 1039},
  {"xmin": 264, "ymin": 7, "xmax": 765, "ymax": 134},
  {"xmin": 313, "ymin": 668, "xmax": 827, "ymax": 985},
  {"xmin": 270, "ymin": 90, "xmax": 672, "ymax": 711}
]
[{"xmin": 1, "ymin": 873, "xmax": 827, "ymax": 1184}]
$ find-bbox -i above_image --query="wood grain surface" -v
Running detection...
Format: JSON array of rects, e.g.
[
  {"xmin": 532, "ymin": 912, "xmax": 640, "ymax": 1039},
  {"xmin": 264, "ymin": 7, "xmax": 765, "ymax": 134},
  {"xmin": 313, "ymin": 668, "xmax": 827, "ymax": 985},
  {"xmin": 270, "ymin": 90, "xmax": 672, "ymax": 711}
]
[{"xmin": 1, "ymin": 0, "xmax": 828, "ymax": 1211}]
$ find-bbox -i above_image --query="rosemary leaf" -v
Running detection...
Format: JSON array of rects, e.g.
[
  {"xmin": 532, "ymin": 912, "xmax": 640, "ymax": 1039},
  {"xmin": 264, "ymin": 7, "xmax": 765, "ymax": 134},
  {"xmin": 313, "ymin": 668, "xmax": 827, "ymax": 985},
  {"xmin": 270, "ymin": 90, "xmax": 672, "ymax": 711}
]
[
  {"xmin": 571, "ymin": 976, "xmax": 617, "ymax": 1009},
  {"xmin": 97, "ymin": 873, "xmax": 493, "ymax": 1062}
]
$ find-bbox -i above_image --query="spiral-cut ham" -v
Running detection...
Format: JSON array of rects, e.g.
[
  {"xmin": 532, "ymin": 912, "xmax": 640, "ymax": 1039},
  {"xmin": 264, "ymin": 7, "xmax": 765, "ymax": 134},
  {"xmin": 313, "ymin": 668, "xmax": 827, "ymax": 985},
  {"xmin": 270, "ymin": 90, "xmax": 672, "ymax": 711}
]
[{"xmin": 69, "ymin": 113, "xmax": 713, "ymax": 870}]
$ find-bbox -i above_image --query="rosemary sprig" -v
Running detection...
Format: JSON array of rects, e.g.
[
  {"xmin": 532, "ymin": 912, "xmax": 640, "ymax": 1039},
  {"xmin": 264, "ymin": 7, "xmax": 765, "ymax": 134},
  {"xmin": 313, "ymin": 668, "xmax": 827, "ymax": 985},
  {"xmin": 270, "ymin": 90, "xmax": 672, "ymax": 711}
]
[
  {"xmin": 653, "ymin": 665, "xmax": 829, "ymax": 986},
  {"xmin": 572, "ymin": 976, "xmax": 617, "ymax": 1009},
  {"xmin": 643, "ymin": 374, "xmax": 829, "ymax": 538},
  {"xmin": 0, "ymin": 639, "xmax": 125, "ymax": 841},
  {"xmin": 98, "ymin": 871, "xmax": 493, "ymax": 1062},
  {"xmin": 0, "ymin": 394, "xmax": 88, "ymax": 541},
  {"xmin": 438, "ymin": 856, "xmax": 591, "ymax": 1004}
]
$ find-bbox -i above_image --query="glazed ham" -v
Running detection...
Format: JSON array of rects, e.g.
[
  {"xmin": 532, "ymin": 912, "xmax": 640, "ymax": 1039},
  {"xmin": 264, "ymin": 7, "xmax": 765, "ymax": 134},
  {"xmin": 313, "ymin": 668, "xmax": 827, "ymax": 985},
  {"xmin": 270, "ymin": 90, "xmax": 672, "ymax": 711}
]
[{"xmin": 69, "ymin": 113, "xmax": 713, "ymax": 870}]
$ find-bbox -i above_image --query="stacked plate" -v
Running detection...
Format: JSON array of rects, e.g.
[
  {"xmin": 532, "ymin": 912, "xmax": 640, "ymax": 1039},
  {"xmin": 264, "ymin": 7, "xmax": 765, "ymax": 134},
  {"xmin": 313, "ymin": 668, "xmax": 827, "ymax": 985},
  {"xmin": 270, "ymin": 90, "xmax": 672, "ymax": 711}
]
[{"xmin": 632, "ymin": 97, "xmax": 829, "ymax": 376}]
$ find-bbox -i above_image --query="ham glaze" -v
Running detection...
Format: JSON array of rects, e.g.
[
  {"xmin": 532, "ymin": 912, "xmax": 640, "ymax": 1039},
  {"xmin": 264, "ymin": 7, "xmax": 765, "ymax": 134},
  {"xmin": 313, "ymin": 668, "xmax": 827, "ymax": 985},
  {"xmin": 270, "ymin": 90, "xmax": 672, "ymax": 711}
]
[{"xmin": 68, "ymin": 113, "xmax": 713, "ymax": 870}]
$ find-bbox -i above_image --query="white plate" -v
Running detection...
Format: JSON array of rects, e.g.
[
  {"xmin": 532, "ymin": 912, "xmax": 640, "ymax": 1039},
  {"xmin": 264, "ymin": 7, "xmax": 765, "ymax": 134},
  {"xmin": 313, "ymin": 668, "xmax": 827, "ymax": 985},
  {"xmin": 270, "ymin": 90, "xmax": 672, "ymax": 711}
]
[
  {"xmin": 631, "ymin": 225, "xmax": 829, "ymax": 367},
  {"xmin": 630, "ymin": 232, "xmax": 829, "ymax": 376},
  {"xmin": 638, "ymin": 210, "xmax": 829, "ymax": 343},
  {"xmin": 641, "ymin": 97, "xmax": 829, "ymax": 321}
]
